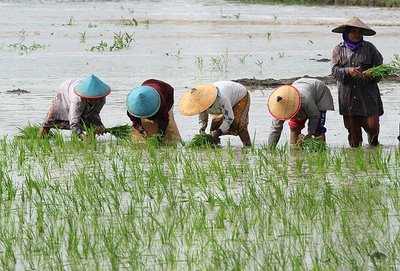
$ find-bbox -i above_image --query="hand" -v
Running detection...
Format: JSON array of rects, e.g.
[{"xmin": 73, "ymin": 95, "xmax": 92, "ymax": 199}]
[
  {"xmin": 94, "ymin": 125, "xmax": 107, "ymax": 135},
  {"xmin": 210, "ymin": 129, "xmax": 222, "ymax": 144},
  {"xmin": 362, "ymin": 69, "xmax": 372, "ymax": 79},
  {"xmin": 39, "ymin": 127, "xmax": 50, "ymax": 137},
  {"xmin": 79, "ymin": 133, "xmax": 88, "ymax": 141},
  {"xmin": 296, "ymin": 134, "xmax": 306, "ymax": 144},
  {"xmin": 349, "ymin": 67, "xmax": 362, "ymax": 79},
  {"xmin": 140, "ymin": 129, "xmax": 149, "ymax": 138}
]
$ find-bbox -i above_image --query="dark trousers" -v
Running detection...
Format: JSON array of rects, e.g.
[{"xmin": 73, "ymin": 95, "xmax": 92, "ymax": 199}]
[{"xmin": 343, "ymin": 115, "xmax": 380, "ymax": 148}]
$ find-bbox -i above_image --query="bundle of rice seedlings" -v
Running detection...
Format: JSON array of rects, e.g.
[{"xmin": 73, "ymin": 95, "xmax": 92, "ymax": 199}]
[
  {"xmin": 297, "ymin": 137, "xmax": 327, "ymax": 152},
  {"xmin": 16, "ymin": 123, "xmax": 54, "ymax": 139},
  {"xmin": 106, "ymin": 124, "xmax": 131, "ymax": 139},
  {"xmin": 146, "ymin": 134, "xmax": 164, "ymax": 147},
  {"xmin": 187, "ymin": 134, "xmax": 215, "ymax": 148},
  {"xmin": 366, "ymin": 54, "xmax": 400, "ymax": 79}
]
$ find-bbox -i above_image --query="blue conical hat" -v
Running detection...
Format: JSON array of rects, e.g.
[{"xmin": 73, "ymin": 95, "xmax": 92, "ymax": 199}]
[
  {"xmin": 126, "ymin": 86, "xmax": 161, "ymax": 118},
  {"xmin": 74, "ymin": 74, "xmax": 111, "ymax": 98}
]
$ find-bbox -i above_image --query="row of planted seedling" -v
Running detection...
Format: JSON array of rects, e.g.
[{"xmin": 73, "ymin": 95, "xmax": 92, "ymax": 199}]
[{"xmin": 0, "ymin": 133, "xmax": 399, "ymax": 269}]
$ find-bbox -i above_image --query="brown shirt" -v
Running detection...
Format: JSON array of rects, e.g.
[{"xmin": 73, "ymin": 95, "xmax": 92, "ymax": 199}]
[
  {"xmin": 331, "ymin": 40, "xmax": 383, "ymax": 117},
  {"xmin": 127, "ymin": 79, "xmax": 174, "ymax": 134}
]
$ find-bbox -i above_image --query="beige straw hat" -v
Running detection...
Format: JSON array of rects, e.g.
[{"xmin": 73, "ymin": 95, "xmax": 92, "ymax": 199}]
[
  {"xmin": 332, "ymin": 16, "xmax": 376, "ymax": 36},
  {"xmin": 267, "ymin": 85, "xmax": 301, "ymax": 120},
  {"xmin": 179, "ymin": 84, "xmax": 217, "ymax": 116}
]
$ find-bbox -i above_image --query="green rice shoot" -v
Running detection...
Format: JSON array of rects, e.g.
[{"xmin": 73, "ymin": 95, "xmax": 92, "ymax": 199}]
[
  {"xmin": 106, "ymin": 124, "xmax": 131, "ymax": 139},
  {"xmin": 187, "ymin": 133, "xmax": 214, "ymax": 148},
  {"xmin": 296, "ymin": 137, "xmax": 327, "ymax": 151},
  {"xmin": 146, "ymin": 133, "xmax": 164, "ymax": 147},
  {"xmin": 368, "ymin": 54, "xmax": 400, "ymax": 79},
  {"xmin": 16, "ymin": 123, "xmax": 54, "ymax": 139}
]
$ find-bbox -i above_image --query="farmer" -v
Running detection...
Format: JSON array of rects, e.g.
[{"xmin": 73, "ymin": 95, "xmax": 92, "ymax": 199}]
[
  {"xmin": 39, "ymin": 74, "xmax": 110, "ymax": 139},
  {"xmin": 179, "ymin": 81, "xmax": 251, "ymax": 146},
  {"xmin": 267, "ymin": 78, "xmax": 334, "ymax": 147},
  {"xmin": 126, "ymin": 79, "xmax": 181, "ymax": 143},
  {"xmin": 331, "ymin": 16, "xmax": 384, "ymax": 148}
]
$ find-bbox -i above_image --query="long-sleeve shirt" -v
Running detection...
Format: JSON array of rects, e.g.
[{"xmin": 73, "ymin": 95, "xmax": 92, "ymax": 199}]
[
  {"xmin": 53, "ymin": 79, "xmax": 105, "ymax": 135},
  {"xmin": 198, "ymin": 81, "xmax": 247, "ymax": 133},
  {"xmin": 268, "ymin": 78, "xmax": 334, "ymax": 146},
  {"xmin": 332, "ymin": 40, "xmax": 383, "ymax": 117},
  {"xmin": 127, "ymin": 79, "xmax": 174, "ymax": 134}
]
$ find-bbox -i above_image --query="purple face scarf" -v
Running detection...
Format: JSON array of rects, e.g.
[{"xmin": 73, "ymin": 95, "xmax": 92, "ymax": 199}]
[{"xmin": 342, "ymin": 28, "xmax": 364, "ymax": 51}]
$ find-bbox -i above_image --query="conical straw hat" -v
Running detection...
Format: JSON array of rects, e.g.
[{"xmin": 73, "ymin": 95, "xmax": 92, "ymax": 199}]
[
  {"xmin": 179, "ymin": 84, "xmax": 217, "ymax": 116},
  {"xmin": 332, "ymin": 16, "xmax": 376, "ymax": 36},
  {"xmin": 74, "ymin": 74, "xmax": 111, "ymax": 98},
  {"xmin": 267, "ymin": 85, "xmax": 301, "ymax": 120}
]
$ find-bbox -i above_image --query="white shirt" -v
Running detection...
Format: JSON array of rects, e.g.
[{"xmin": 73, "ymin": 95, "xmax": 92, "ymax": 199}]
[{"xmin": 199, "ymin": 81, "xmax": 247, "ymax": 133}]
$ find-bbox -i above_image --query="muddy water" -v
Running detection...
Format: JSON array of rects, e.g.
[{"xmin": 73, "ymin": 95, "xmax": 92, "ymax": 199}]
[{"xmin": 0, "ymin": 0, "xmax": 399, "ymax": 147}]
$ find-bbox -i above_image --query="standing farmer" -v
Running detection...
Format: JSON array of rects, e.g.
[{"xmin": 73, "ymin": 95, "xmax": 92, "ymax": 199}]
[
  {"xmin": 39, "ymin": 74, "xmax": 110, "ymax": 139},
  {"xmin": 267, "ymin": 78, "xmax": 334, "ymax": 147},
  {"xmin": 179, "ymin": 81, "xmax": 251, "ymax": 147},
  {"xmin": 331, "ymin": 16, "xmax": 384, "ymax": 147},
  {"xmin": 126, "ymin": 79, "xmax": 181, "ymax": 143}
]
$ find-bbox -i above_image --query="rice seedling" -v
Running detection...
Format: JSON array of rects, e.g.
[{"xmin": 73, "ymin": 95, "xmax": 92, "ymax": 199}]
[
  {"xmin": 146, "ymin": 134, "xmax": 164, "ymax": 147},
  {"xmin": 122, "ymin": 17, "xmax": 138, "ymax": 26},
  {"xmin": 187, "ymin": 134, "xmax": 214, "ymax": 148},
  {"xmin": 90, "ymin": 32, "xmax": 134, "ymax": 52},
  {"xmin": 90, "ymin": 40, "xmax": 108, "ymax": 52},
  {"xmin": 62, "ymin": 16, "xmax": 76, "ymax": 26},
  {"xmin": 295, "ymin": 136, "xmax": 327, "ymax": 152},
  {"xmin": 88, "ymin": 22, "xmax": 97, "ymax": 28},
  {"xmin": 79, "ymin": 31, "xmax": 87, "ymax": 43},
  {"xmin": 366, "ymin": 54, "xmax": 400, "ymax": 79},
  {"xmin": 16, "ymin": 123, "xmax": 54, "ymax": 139},
  {"xmin": 106, "ymin": 124, "xmax": 131, "ymax": 139},
  {"xmin": 195, "ymin": 56, "xmax": 204, "ymax": 70},
  {"xmin": 109, "ymin": 31, "xmax": 135, "ymax": 51},
  {"xmin": 1, "ymin": 131, "xmax": 400, "ymax": 270},
  {"xmin": 8, "ymin": 42, "xmax": 47, "ymax": 55},
  {"xmin": 238, "ymin": 53, "xmax": 249, "ymax": 64},
  {"xmin": 255, "ymin": 59, "xmax": 264, "ymax": 73}
]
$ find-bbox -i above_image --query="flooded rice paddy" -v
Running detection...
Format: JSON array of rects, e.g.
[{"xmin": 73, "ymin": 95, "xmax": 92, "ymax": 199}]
[
  {"xmin": 0, "ymin": 0, "xmax": 399, "ymax": 270},
  {"xmin": 0, "ymin": 0, "xmax": 399, "ymax": 147}
]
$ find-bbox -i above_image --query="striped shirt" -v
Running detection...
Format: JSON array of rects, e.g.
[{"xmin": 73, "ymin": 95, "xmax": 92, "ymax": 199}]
[{"xmin": 331, "ymin": 40, "xmax": 384, "ymax": 117}]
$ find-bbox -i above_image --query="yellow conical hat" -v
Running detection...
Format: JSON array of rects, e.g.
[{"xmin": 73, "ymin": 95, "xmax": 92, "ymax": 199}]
[
  {"xmin": 178, "ymin": 84, "xmax": 217, "ymax": 116},
  {"xmin": 267, "ymin": 85, "xmax": 301, "ymax": 120}
]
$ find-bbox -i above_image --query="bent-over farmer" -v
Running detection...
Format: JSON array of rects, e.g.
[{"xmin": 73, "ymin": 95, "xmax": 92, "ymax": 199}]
[
  {"xmin": 126, "ymin": 79, "xmax": 181, "ymax": 143},
  {"xmin": 267, "ymin": 78, "xmax": 334, "ymax": 147},
  {"xmin": 179, "ymin": 80, "xmax": 251, "ymax": 147},
  {"xmin": 39, "ymin": 74, "xmax": 111, "ymax": 140}
]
